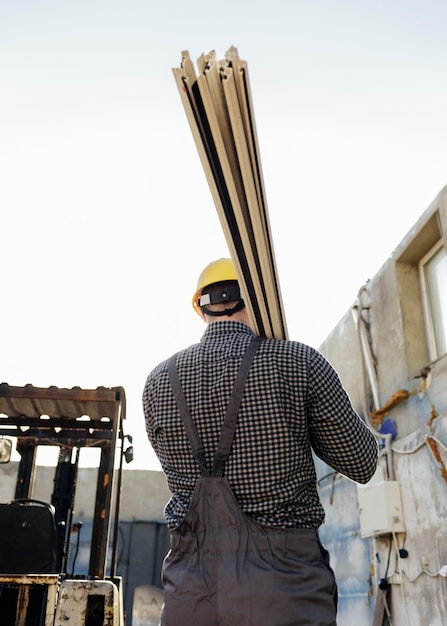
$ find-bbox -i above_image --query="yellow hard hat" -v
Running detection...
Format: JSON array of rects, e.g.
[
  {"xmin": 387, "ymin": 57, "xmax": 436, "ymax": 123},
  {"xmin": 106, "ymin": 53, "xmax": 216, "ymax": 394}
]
[{"xmin": 192, "ymin": 258, "xmax": 238, "ymax": 316}]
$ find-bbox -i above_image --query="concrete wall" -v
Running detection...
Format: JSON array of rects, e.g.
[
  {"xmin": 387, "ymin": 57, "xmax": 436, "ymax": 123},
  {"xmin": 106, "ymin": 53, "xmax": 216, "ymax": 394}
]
[
  {"xmin": 317, "ymin": 185, "xmax": 447, "ymax": 625},
  {"xmin": 0, "ymin": 463, "xmax": 170, "ymax": 522}
]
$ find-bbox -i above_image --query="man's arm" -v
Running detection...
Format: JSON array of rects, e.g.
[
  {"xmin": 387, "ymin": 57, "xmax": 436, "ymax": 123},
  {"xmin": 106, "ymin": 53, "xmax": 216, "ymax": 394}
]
[{"xmin": 307, "ymin": 350, "xmax": 378, "ymax": 484}]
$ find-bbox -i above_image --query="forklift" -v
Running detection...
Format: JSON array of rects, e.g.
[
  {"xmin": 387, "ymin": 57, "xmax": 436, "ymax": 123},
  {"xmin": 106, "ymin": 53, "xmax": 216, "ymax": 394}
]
[{"xmin": 0, "ymin": 383, "xmax": 132, "ymax": 626}]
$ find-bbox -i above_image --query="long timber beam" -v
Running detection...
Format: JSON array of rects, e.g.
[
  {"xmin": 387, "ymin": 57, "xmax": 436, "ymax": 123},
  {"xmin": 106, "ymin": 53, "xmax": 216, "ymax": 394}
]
[{"xmin": 173, "ymin": 47, "xmax": 288, "ymax": 340}]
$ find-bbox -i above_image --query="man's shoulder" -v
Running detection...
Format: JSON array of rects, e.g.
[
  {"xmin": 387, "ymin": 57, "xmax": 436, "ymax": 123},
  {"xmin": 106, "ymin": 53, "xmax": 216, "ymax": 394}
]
[{"xmin": 261, "ymin": 336, "xmax": 316, "ymax": 358}]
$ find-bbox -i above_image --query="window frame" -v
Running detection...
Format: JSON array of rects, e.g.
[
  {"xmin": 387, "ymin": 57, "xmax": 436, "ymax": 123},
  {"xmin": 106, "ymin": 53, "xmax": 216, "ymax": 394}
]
[{"xmin": 419, "ymin": 239, "xmax": 447, "ymax": 361}]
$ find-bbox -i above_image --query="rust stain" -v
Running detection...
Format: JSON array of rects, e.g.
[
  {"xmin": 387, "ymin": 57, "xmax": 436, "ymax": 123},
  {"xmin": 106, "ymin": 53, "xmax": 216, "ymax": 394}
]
[
  {"xmin": 426, "ymin": 436, "xmax": 447, "ymax": 482},
  {"xmin": 17, "ymin": 589, "xmax": 29, "ymax": 615},
  {"xmin": 426, "ymin": 405, "xmax": 439, "ymax": 432},
  {"xmin": 370, "ymin": 389, "xmax": 412, "ymax": 425}
]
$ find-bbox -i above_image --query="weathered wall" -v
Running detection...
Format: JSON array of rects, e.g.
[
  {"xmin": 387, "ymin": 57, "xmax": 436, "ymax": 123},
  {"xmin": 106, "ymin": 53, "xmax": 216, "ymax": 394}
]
[{"xmin": 318, "ymin": 184, "xmax": 447, "ymax": 625}]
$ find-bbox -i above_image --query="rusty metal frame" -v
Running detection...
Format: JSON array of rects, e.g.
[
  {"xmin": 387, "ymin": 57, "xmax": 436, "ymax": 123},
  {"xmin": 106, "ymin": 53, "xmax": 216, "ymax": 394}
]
[
  {"xmin": 0, "ymin": 574, "xmax": 59, "ymax": 626},
  {"xmin": 0, "ymin": 383, "xmax": 126, "ymax": 580}
]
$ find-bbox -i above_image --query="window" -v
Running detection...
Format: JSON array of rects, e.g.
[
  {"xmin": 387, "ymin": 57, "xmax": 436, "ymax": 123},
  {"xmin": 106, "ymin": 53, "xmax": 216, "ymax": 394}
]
[
  {"xmin": 395, "ymin": 211, "xmax": 444, "ymax": 376},
  {"xmin": 419, "ymin": 241, "xmax": 447, "ymax": 360}
]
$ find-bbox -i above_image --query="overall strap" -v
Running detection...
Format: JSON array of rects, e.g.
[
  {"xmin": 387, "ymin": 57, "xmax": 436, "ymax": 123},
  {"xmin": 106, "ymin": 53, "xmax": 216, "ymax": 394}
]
[
  {"xmin": 168, "ymin": 354, "xmax": 208, "ymax": 475},
  {"xmin": 213, "ymin": 335, "xmax": 264, "ymax": 476},
  {"xmin": 167, "ymin": 335, "xmax": 264, "ymax": 477}
]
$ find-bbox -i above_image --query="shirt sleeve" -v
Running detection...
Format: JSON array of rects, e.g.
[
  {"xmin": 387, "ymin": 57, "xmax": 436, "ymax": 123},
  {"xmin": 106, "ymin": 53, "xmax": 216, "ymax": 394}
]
[
  {"xmin": 306, "ymin": 349, "xmax": 378, "ymax": 484},
  {"xmin": 142, "ymin": 361, "xmax": 165, "ymax": 458}
]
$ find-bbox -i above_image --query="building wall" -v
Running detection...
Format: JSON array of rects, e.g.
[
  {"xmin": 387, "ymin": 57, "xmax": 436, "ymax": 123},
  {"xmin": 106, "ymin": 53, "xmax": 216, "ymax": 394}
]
[
  {"xmin": 317, "ymin": 185, "xmax": 447, "ymax": 625},
  {"xmin": 0, "ymin": 463, "xmax": 171, "ymax": 522}
]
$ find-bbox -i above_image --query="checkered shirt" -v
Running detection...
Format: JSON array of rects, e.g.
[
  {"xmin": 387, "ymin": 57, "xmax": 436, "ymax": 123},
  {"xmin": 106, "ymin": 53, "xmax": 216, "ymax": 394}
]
[{"xmin": 143, "ymin": 321, "xmax": 378, "ymax": 530}]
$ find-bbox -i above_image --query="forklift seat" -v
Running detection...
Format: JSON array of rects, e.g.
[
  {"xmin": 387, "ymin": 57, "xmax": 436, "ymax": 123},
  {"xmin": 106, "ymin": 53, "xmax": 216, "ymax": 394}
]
[{"xmin": 0, "ymin": 499, "xmax": 57, "ymax": 574}]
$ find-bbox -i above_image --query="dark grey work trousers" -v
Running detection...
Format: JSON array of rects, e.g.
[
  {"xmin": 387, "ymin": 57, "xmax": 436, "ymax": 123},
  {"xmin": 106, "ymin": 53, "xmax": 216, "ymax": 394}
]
[{"xmin": 160, "ymin": 475, "xmax": 338, "ymax": 626}]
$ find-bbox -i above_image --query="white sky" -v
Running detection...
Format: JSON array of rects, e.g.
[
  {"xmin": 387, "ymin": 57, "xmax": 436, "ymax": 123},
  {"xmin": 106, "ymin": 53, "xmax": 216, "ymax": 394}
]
[{"xmin": 1, "ymin": 0, "xmax": 446, "ymax": 471}]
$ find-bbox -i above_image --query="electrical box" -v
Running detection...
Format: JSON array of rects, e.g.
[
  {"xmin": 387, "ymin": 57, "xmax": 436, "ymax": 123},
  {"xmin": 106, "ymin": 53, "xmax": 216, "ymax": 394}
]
[{"xmin": 357, "ymin": 480, "xmax": 405, "ymax": 538}]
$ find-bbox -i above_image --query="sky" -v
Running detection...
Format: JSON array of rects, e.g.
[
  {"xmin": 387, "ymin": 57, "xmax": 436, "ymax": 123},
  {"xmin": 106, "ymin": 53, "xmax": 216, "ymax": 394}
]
[{"xmin": 1, "ymin": 0, "xmax": 446, "ymax": 471}]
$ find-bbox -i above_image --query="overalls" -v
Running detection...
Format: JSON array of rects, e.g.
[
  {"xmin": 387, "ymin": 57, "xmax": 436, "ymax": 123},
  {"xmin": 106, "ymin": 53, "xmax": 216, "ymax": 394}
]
[{"xmin": 163, "ymin": 336, "xmax": 337, "ymax": 626}]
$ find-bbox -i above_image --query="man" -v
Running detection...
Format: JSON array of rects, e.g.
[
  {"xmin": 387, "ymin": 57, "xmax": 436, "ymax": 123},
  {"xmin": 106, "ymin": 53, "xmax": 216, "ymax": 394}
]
[{"xmin": 143, "ymin": 258, "xmax": 378, "ymax": 626}]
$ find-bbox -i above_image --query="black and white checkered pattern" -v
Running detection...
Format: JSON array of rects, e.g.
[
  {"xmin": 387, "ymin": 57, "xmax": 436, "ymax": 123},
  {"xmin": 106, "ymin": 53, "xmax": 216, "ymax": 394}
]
[{"xmin": 143, "ymin": 321, "xmax": 378, "ymax": 530}]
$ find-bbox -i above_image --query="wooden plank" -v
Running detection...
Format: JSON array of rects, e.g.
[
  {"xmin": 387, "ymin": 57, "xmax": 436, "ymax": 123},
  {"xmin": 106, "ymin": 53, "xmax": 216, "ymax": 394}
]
[
  {"xmin": 221, "ymin": 60, "xmax": 285, "ymax": 338},
  {"xmin": 176, "ymin": 51, "xmax": 277, "ymax": 337},
  {"xmin": 219, "ymin": 67, "xmax": 274, "ymax": 337},
  {"xmin": 203, "ymin": 62, "xmax": 273, "ymax": 336},
  {"xmin": 194, "ymin": 62, "xmax": 267, "ymax": 335},
  {"xmin": 179, "ymin": 52, "xmax": 265, "ymax": 335},
  {"xmin": 227, "ymin": 50, "xmax": 288, "ymax": 338},
  {"xmin": 173, "ymin": 48, "xmax": 288, "ymax": 339}
]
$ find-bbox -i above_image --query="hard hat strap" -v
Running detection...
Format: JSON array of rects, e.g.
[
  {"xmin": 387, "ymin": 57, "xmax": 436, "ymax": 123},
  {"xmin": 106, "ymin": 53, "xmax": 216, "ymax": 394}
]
[
  {"xmin": 201, "ymin": 299, "xmax": 246, "ymax": 317},
  {"xmin": 199, "ymin": 283, "xmax": 241, "ymax": 306}
]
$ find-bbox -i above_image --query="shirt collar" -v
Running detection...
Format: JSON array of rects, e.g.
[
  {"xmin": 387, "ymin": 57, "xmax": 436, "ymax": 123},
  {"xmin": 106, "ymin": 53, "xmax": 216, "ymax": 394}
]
[{"xmin": 201, "ymin": 320, "xmax": 254, "ymax": 342}]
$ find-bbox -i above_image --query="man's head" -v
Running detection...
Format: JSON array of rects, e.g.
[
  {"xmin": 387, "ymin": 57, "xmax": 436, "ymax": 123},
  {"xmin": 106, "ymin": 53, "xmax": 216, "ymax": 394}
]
[{"xmin": 192, "ymin": 258, "xmax": 250, "ymax": 324}]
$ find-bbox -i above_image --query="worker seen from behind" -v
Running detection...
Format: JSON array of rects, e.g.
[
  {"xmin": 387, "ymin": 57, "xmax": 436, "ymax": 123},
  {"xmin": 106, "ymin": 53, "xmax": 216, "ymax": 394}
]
[{"xmin": 142, "ymin": 257, "xmax": 378, "ymax": 626}]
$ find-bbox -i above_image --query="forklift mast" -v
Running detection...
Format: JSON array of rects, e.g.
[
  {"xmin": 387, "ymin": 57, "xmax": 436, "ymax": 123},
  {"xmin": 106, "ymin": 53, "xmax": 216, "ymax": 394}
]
[{"xmin": 0, "ymin": 383, "xmax": 128, "ymax": 626}]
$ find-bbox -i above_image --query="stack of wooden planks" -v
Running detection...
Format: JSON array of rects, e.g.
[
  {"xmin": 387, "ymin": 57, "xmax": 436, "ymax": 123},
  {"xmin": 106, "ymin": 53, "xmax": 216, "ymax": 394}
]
[{"xmin": 173, "ymin": 47, "xmax": 288, "ymax": 340}]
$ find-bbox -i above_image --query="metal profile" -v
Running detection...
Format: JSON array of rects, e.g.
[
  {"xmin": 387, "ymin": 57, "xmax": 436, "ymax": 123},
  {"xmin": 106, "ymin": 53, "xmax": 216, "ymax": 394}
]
[{"xmin": 173, "ymin": 47, "xmax": 288, "ymax": 339}]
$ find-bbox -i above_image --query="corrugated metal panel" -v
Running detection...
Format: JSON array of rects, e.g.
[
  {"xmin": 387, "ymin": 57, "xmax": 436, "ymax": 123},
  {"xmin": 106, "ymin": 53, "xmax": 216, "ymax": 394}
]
[{"xmin": 0, "ymin": 383, "xmax": 123, "ymax": 422}]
